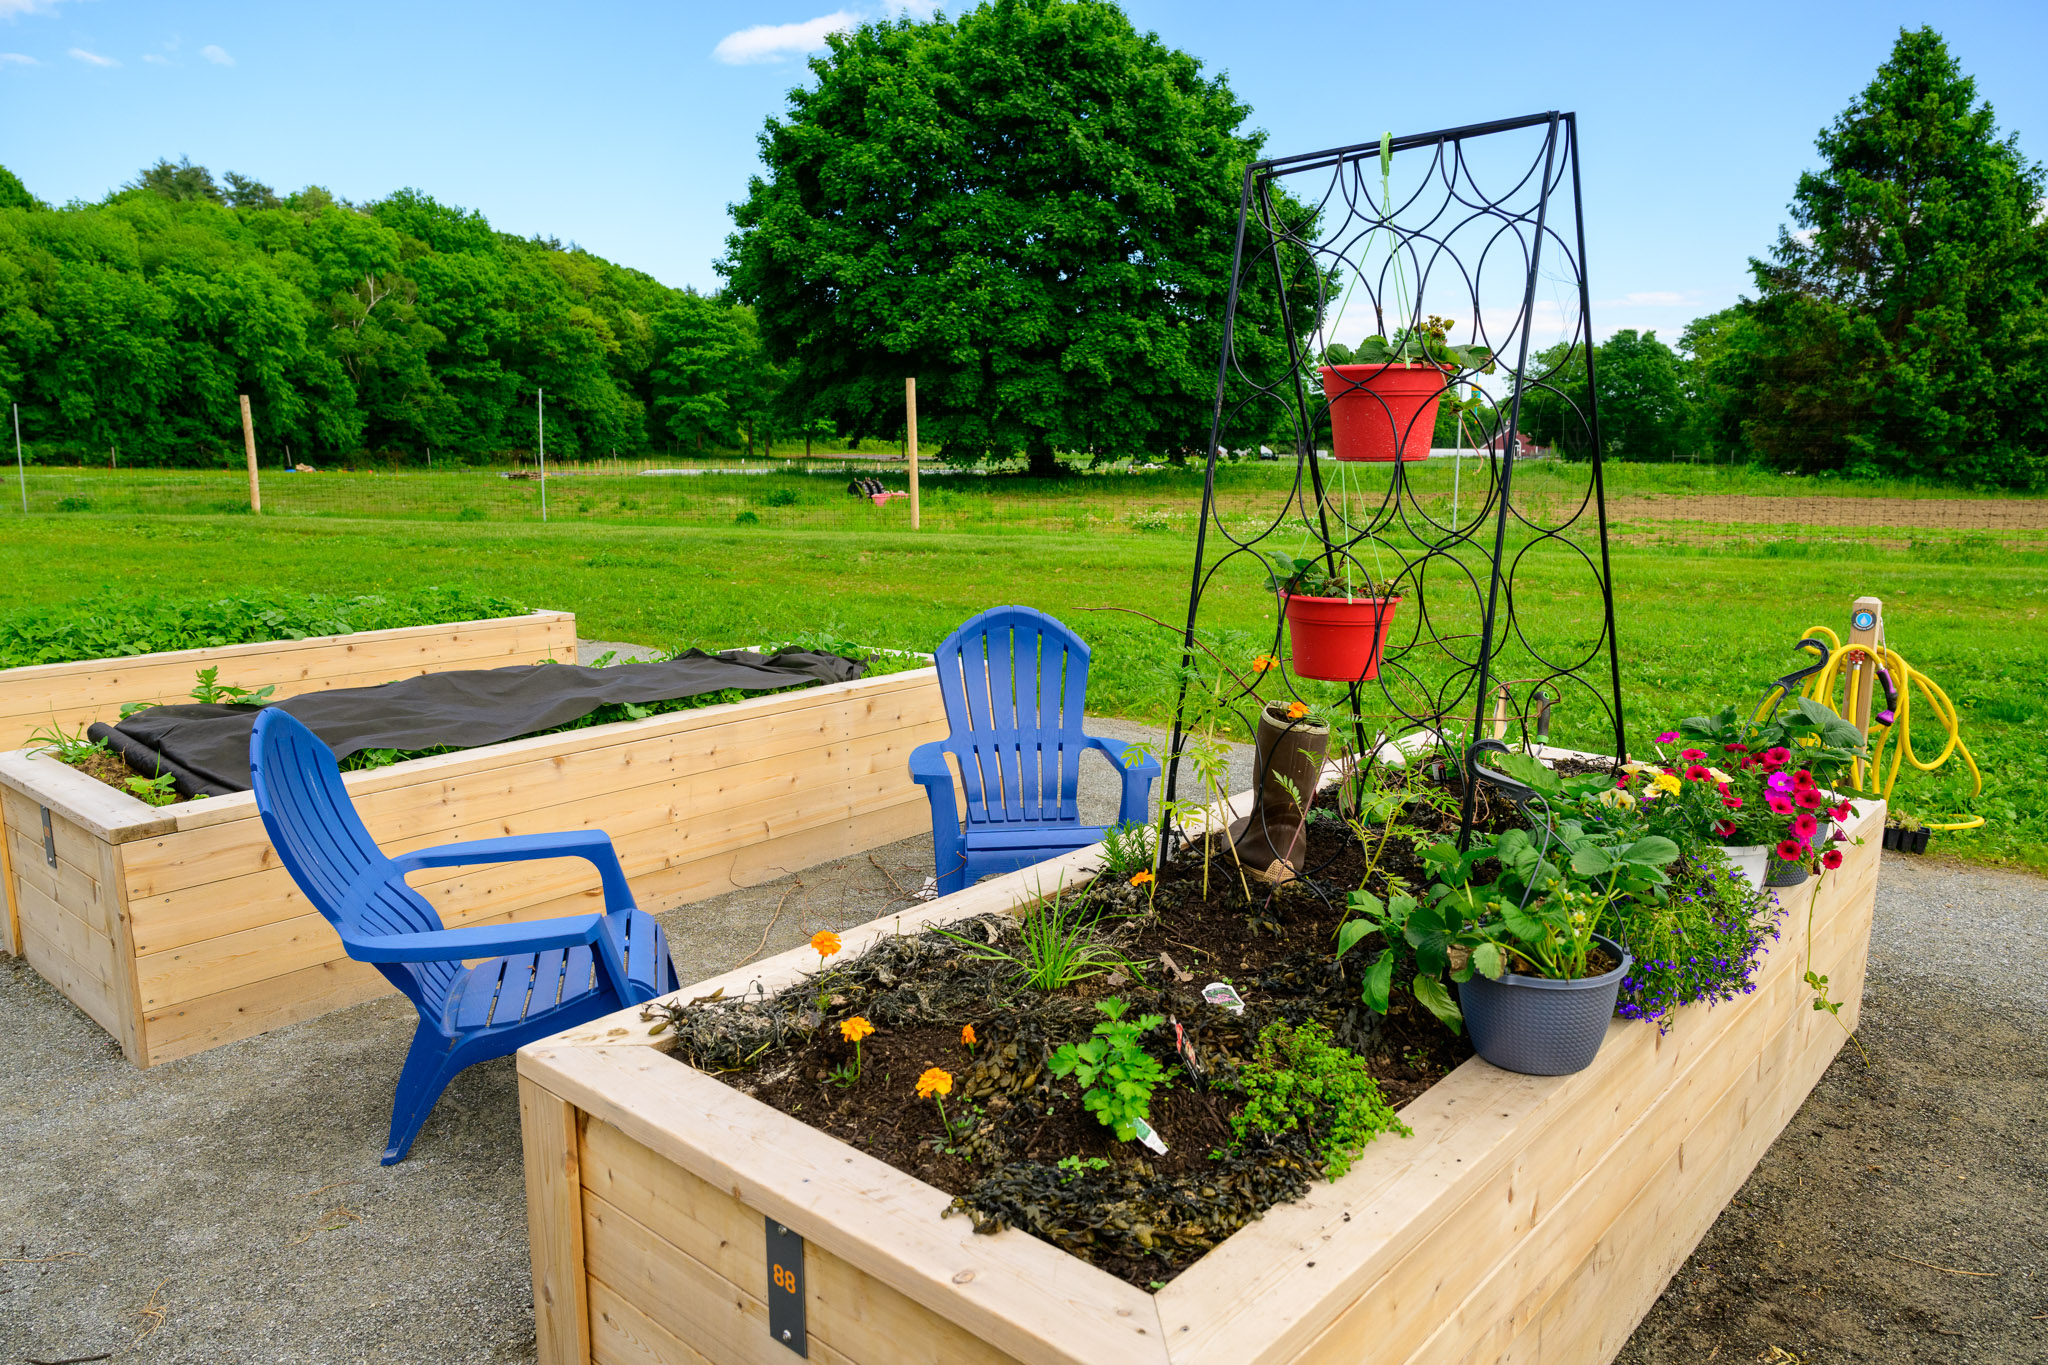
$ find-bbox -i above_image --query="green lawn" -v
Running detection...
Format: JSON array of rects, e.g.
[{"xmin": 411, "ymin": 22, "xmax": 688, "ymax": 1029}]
[{"xmin": 6, "ymin": 512, "xmax": 2042, "ymax": 872}]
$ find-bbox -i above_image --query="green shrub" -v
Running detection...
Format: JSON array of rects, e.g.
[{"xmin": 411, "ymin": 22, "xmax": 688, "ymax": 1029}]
[
  {"xmin": 762, "ymin": 487, "xmax": 800, "ymax": 507},
  {"xmin": 0, "ymin": 586, "xmax": 530, "ymax": 669},
  {"xmin": 456, "ymin": 506, "xmax": 488, "ymax": 522},
  {"xmin": 1229, "ymin": 1020, "xmax": 1409, "ymax": 1179}
]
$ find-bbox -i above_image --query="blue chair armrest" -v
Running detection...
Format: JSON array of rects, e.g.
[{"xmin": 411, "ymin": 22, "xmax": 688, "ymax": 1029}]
[
  {"xmin": 908, "ymin": 741, "xmax": 954, "ymax": 788},
  {"xmin": 348, "ymin": 914, "xmax": 604, "ymax": 964},
  {"xmin": 1082, "ymin": 734, "xmax": 1160, "ymax": 827},
  {"xmin": 390, "ymin": 830, "xmax": 635, "ymax": 911}
]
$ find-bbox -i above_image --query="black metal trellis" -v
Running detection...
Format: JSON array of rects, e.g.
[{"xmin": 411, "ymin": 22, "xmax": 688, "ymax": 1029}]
[{"xmin": 1164, "ymin": 111, "xmax": 1627, "ymax": 858}]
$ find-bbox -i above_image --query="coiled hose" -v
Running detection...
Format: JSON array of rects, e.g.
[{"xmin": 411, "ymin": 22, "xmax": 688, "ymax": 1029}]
[{"xmin": 1756, "ymin": 627, "xmax": 1985, "ymax": 832}]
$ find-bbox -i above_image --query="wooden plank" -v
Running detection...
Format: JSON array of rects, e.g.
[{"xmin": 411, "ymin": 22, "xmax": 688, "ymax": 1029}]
[
  {"xmin": 0, "ymin": 780, "xmax": 17, "ymax": 956},
  {"xmin": 524, "ymin": 1075, "xmax": 595, "ymax": 1365},
  {"xmin": 585, "ymin": 1196, "xmax": 860, "ymax": 1365},
  {"xmin": 3, "ymin": 788, "xmax": 122, "ymax": 875},
  {"xmin": 590, "ymin": 1277, "xmax": 721, "ymax": 1365},
  {"xmin": 582, "ymin": 1116, "xmax": 1021, "ymax": 1365},
  {"xmin": 18, "ymin": 907, "xmax": 124, "ymax": 1042},
  {"xmin": 125, "ymin": 722, "xmax": 933, "ymax": 939},
  {"xmin": 137, "ymin": 955, "xmax": 391, "ymax": 1067},
  {"xmin": 97, "ymin": 836, "xmax": 146, "ymax": 1064},
  {"xmin": 157, "ymin": 668, "xmax": 941, "ymax": 838},
  {"xmin": 5, "ymin": 824, "xmax": 110, "ymax": 937},
  {"xmin": 130, "ymin": 782, "xmax": 926, "ymax": 1008},
  {"xmin": 0, "ymin": 753, "xmax": 173, "ymax": 843},
  {"xmin": 0, "ymin": 612, "xmax": 574, "ymax": 727},
  {"xmin": 524, "ymin": 1046, "xmax": 1168, "ymax": 1365}
]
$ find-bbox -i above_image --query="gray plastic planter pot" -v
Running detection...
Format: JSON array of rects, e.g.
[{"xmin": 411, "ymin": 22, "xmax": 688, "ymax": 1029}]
[{"xmin": 1460, "ymin": 934, "xmax": 1634, "ymax": 1076}]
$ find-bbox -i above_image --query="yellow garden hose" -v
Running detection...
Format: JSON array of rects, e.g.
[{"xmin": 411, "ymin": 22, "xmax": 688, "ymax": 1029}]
[{"xmin": 1755, "ymin": 627, "xmax": 1984, "ymax": 832}]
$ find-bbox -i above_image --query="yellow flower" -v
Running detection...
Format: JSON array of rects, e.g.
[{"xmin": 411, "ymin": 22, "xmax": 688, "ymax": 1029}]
[
  {"xmin": 1130, "ymin": 869, "xmax": 1155, "ymax": 887},
  {"xmin": 1286, "ymin": 701, "xmax": 1309, "ymax": 720},
  {"xmin": 811, "ymin": 930, "xmax": 842, "ymax": 960},
  {"xmin": 1651, "ymin": 773, "xmax": 1682, "ymax": 795},
  {"xmin": 916, "ymin": 1067, "xmax": 953, "ymax": 1099},
  {"xmin": 1796, "ymin": 734, "xmax": 1820, "ymax": 747},
  {"xmin": 1596, "ymin": 787, "xmax": 1637, "ymax": 811},
  {"xmin": 839, "ymin": 1016, "xmax": 874, "ymax": 1043},
  {"xmin": 1252, "ymin": 654, "xmax": 1280, "ymax": 674},
  {"xmin": 960, "ymin": 1024, "xmax": 977, "ymax": 1048}
]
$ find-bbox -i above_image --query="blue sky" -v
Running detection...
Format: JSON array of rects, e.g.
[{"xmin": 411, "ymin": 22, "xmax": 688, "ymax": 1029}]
[{"xmin": 3, "ymin": 0, "xmax": 2042, "ymax": 347}]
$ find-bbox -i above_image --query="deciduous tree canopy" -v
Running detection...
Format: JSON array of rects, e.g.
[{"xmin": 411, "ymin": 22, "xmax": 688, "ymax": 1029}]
[
  {"xmin": 721, "ymin": 0, "xmax": 1299, "ymax": 474},
  {"xmin": 0, "ymin": 166, "xmax": 775, "ymax": 466}
]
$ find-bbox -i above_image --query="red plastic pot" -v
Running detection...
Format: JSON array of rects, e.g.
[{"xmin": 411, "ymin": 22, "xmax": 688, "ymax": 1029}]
[
  {"xmin": 1321, "ymin": 363, "xmax": 1453, "ymax": 462},
  {"xmin": 1284, "ymin": 594, "xmax": 1401, "ymax": 682}
]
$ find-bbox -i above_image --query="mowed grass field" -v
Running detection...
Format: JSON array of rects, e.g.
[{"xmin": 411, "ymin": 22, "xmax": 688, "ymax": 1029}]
[{"xmin": 6, "ymin": 501, "xmax": 2043, "ymax": 871}]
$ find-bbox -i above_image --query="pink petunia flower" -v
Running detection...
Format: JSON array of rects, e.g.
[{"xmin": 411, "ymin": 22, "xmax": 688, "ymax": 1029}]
[
  {"xmin": 1767, "ymin": 793, "xmax": 1795, "ymax": 814},
  {"xmin": 1776, "ymin": 839, "xmax": 1803, "ymax": 861},
  {"xmin": 1656, "ymin": 731, "xmax": 1679, "ymax": 744},
  {"xmin": 1685, "ymin": 764, "xmax": 1710, "ymax": 781},
  {"xmin": 1794, "ymin": 789, "xmax": 1822, "ymax": 810},
  {"xmin": 1714, "ymin": 820, "xmax": 1738, "ymax": 839},
  {"xmin": 1792, "ymin": 812, "xmax": 1818, "ymax": 838},
  {"xmin": 1832, "ymin": 800, "xmax": 1854, "ymax": 821},
  {"xmin": 1822, "ymin": 849, "xmax": 1844, "ymax": 869},
  {"xmin": 1722, "ymin": 795, "xmax": 1743, "ymax": 810},
  {"xmin": 1681, "ymin": 748, "xmax": 1707, "ymax": 762}
]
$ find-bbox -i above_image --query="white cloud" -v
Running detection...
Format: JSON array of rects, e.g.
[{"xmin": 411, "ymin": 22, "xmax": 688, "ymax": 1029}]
[
  {"xmin": 0, "ymin": 51, "xmax": 37, "ymax": 64},
  {"xmin": 142, "ymin": 52, "xmax": 166, "ymax": 64},
  {"xmin": 66, "ymin": 46, "xmax": 116, "ymax": 66},
  {"xmin": 199, "ymin": 43, "xmax": 231, "ymax": 65},
  {"xmin": 0, "ymin": 0, "xmax": 69, "ymax": 19},
  {"xmin": 713, "ymin": 10, "xmax": 856, "ymax": 65}
]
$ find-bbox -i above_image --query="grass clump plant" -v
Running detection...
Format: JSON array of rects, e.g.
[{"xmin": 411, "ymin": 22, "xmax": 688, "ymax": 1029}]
[
  {"xmin": 938, "ymin": 885, "xmax": 1130, "ymax": 991},
  {"xmin": 1229, "ymin": 1019, "xmax": 1411, "ymax": 1179}
]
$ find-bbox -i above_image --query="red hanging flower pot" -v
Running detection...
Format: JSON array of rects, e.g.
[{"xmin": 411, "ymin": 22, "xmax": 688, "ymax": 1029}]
[
  {"xmin": 1321, "ymin": 363, "xmax": 1453, "ymax": 463},
  {"xmin": 1284, "ymin": 594, "xmax": 1402, "ymax": 682}
]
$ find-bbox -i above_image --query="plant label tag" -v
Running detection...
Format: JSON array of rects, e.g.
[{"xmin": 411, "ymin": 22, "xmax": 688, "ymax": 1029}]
[
  {"xmin": 1170, "ymin": 1017, "xmax": 1206, "ymax": 1085},
  {"xmin": 1202, "ymin": 982, "xmax": 1246, "ymax": 1015},
  {"xmin": 1130, "ymin": 1117, "xmax": 1169, "ymax": 1155}
]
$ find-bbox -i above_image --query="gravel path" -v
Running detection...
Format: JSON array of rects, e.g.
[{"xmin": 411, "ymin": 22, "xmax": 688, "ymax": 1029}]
[{"xmin": 1, "ymin": 755, "xmax": 2037, "ymax": 1364}]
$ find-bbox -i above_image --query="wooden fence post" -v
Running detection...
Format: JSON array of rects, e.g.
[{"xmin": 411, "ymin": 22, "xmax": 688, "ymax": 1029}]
[
  {"xmin": 1847, "ymin": 596, "xmax": 1883, "ymax": 736},
  {"xmin": 906, "ymin": 376, "xmax": 920, "ymax": 531},
  {"xmin": 239, "ymin": 394, "xmax": 261, "ymax": 514}
]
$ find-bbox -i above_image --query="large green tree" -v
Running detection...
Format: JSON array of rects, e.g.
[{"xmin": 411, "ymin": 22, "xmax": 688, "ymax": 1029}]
[
  {"xmin": 1727, "ymin": 27, "xmax": 2048, "ymax": 487},
  {"xmin": 721, "ymin": 0, "xmax": 1280, "ymax": 475}
]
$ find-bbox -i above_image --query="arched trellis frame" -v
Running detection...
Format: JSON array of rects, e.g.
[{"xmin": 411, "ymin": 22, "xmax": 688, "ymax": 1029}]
[{"xmin": 1163, "ymin": 111, "xmax": 1627, "ymax": 854}]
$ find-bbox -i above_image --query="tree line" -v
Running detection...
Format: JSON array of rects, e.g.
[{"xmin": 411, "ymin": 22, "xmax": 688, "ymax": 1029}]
[
  {"xmin": 0, "ymin": 159, "xmax": 796, "ymax": 466},
  {"xmin": 2, "ymin": 10, "xmax": 2040, "ymax": 488}
]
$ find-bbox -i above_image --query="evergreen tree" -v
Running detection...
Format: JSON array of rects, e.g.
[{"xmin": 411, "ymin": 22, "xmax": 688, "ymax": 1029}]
[{"xmin": 1729, "ymin": 27, "xmax": 2048, "ymax": 487}]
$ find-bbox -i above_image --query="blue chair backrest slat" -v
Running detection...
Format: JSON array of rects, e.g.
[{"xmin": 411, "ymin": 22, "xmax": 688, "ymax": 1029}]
[
  {"xmin": 933, "ymin": 606, "xmax": 1092, "ymax": 829},
  {"xmin": 251, "ymin": 709, "xmax": 457, "ymax": 1019}
]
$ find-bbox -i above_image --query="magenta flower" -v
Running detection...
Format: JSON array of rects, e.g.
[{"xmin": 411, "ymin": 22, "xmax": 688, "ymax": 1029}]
[
  {"xmin": 1792, "ymin": 812, "xmax": 1818, "ymax": 838},
  {"xmin": 1767, "ymin": 793, "xmax": 1795, "ymax": 815},
  {"xmin": 1656, "ymin": 731, "xmax": 1679, "ymax": 744},
  {"xmin": 1681, "ymin": 748, "xmax": 1706, "ymax": 762},
  {"xmin": 1766, "ymin": 772, "xmax": 1793, "ymax": 793},
  {"xmin": 1775, "ymin": 839, "xmax": 1803, "ymax": 861}
]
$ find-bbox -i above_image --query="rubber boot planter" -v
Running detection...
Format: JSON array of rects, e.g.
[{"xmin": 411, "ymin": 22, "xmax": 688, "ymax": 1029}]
[
  {"xmin": 1321, "ymin": 363, "xmax": 1452, "ymax": 462},
  {"xmin": 1227, "ymin": 702, "xmax": 1331, "ymax": 884},
  {"xmin": 1284, "ymin": 594, "xmax": 1401, "ymax": 682},
  {"xmin": 1459, "ymin": 935, "xmax": 1633, "ymax": 1076}
]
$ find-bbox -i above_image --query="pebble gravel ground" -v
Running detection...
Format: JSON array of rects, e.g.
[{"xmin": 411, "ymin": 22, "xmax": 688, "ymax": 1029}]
[{"xmin": 1, "ymin": 733, "xmax": 2036, "ymax": 1364}]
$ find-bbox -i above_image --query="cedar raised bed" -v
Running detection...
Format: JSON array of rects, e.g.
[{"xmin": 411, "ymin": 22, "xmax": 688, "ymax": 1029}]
[
  {"xmin": 0, "ymin": 609, "xmax": 579, "ymax": 955},
  {"xmin": 517, "ymin": 774, "xmax": 1884, "ymax": 1365},
  {"xmin": 0, "ymin": 666, "xmax": 946, "ymax": 1067}
]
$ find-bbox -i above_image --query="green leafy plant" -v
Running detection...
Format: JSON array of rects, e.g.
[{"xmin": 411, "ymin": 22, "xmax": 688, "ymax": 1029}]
[
  {"xmin": 1336, "ymin": 889, "xmax": 1464, "ymax": 1034},
  {"xmin": 1097, "ymin": 820, "xmax": 1157, "ymax": 880},
  {"xmin": 1348, "ymin": 315, "xmax": 1495, "ymax": 374},
  {"xmin": 188, "ymin": 666, "xmax": 277, "ymax": 706},
  {"xmin": 125, "ymin": 770, "xmax": 178, "ymax": 806},
  {"xmin": 936, "ymin": 885, "xmax": 1131, "ymax": 992},
  {"xmin": 1047, "ymin": 997, "xmax": 1171, "ymax": 1142},
  {"xmin": 1056, "ymin": 1154, "xmax": 1111, "ymax": 1181},
  {"xmin": 27, "ymin": 722, "xmax": 110, "ymax": 763},
  {"xmin": 1228, "ymin": 1019, "xmax": 1410, "ymax": 1179}
]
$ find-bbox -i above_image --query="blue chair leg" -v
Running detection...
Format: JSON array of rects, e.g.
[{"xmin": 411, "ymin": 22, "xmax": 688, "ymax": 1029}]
[
  {"xmin": 920, "ymin": 783, "xmax": 970, "ymax": 897},
  {"xmin": 382, "ymin": 1025, "xmax": 465, "ymax": 1165}
]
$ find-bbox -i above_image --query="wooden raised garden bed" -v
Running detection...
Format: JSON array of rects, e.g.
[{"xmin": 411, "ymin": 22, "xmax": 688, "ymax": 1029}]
[
  {"xmin": 517, "ymin": 779, "xmax": 1884, "ymax": 1365},
  {"xmin": 0, "ymin": 665, "xmax": 946, "ymax": 1066},
  {"xmin": 0, "ymin": 608, "xmax": 579, "ymax": 956}
]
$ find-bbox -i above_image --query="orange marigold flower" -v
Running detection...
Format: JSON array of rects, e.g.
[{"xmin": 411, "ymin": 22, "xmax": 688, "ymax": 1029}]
[
  {"xmin": 1130, "ymin": 869, "xmax": 1155, "ymax": 887},
  {"xmin": 811, "ymin": 929, "xmax": 842, "ymax": 959},
  {"xmin": 839, "ymin": 1016, "xmax": 875, "ymax": 1043},
  {"xmin": 960, "ymin": 1024, "xmax": 977, "ymax": 1047},
  {"xmin": 1252, "ymin": 654, "xmax": 1280, "ymax": 673},
  {"xmin": 916, "ymin": 1067, "xmax": 953, "ymax": 1099},
  {"xmin": 1286, "ymin": 701, "xmax": 1309, "ymax": 720}
]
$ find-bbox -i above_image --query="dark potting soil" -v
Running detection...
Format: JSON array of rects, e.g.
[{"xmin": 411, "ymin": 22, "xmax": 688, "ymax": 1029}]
[{"xmin": 657, "ymin": 761, "xmax": 1574, "ymax": 1291}]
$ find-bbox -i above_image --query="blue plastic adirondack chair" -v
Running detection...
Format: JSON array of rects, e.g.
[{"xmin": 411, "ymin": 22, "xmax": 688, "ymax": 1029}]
[
  {"xmin": 910, "ymin": 606, "xmax": 1160, "ymax": 896},
  {"xmin": 249, "ymin": 708, "xmax": 676, "ymax": 1164}
]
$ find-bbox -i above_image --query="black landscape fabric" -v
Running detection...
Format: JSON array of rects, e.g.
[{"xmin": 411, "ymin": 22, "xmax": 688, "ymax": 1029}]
[{"xmin": 88, "ymin": 650, "xmax": 866, "ymax": 797}]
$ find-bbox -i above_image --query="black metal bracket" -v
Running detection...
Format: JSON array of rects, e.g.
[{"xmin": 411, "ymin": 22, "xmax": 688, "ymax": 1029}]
[
  {"xmin": 41, "ymin": 805, "xmax": 56, "ymax": 868},
  {"xmin": 766, "ymin": 1217, "xmax": 808, "ymax": 1356}
]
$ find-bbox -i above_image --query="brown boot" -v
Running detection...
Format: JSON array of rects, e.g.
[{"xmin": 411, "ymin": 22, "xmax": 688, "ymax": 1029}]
[{"xmin": 1228, "ymin": 702, "xmax": 1331, "ymax": 883}]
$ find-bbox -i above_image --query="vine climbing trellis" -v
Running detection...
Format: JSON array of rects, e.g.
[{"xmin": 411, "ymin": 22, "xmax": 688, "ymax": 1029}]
[{"xmin": 1164, "ymin": 111, "xmax": 1627, "ymax": 851}]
